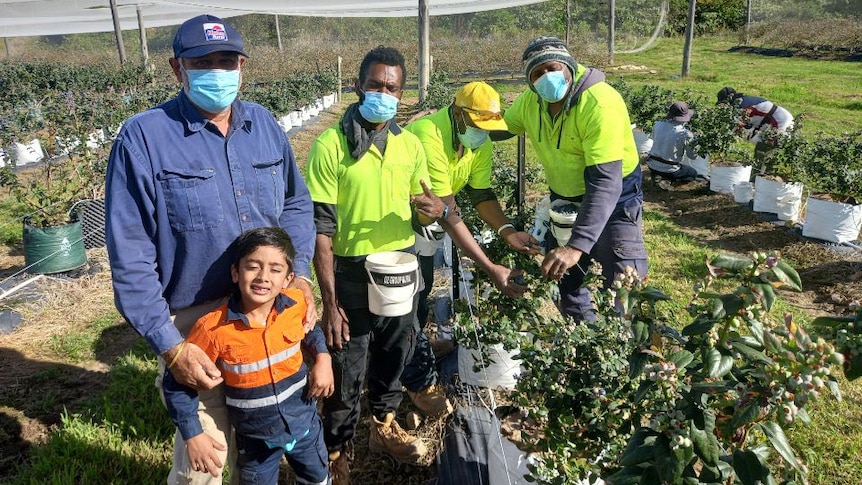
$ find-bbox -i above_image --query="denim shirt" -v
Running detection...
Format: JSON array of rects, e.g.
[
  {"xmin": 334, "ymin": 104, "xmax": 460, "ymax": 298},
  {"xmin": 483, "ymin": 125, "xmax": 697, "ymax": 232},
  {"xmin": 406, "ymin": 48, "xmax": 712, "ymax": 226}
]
[{"xmin": 106, "ymin": 91, "xmax": 315, "ymax": 355}]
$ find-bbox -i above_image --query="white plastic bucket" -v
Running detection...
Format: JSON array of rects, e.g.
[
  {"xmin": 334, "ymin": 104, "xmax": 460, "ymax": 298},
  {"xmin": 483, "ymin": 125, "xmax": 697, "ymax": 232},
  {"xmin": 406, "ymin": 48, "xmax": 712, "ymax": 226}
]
[
  {"xmin": 548, "ymin": 200, "xmax": 578, "ymax": 246},
  {"xmin": 733, "ymin": 182, "xmax": 754, "ymax": 204},
  {"xmin": 364, "ymin": 252, "xmax": 420, "ymax": 317},
  {"xmin": 414, "ymin": 222, "xmax": 446, "ymax": 257},
  {"xmin": 753, "ymin": 175, "xmax": 803, "ymax": 220}
]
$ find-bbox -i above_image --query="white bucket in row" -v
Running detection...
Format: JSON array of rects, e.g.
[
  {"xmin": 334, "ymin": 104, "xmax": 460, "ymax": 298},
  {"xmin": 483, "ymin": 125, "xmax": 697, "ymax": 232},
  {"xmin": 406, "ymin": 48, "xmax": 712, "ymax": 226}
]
[
  {"xmin": 753, "ymin": 175, "xmax": 804, "ymax": 221},
  {"xmin": 548, "ymin": 199, "xmax": 578, "ymax": 246},
  {"xmin": 364, "ymin": 251, "xmax": 420, "ymax": 317},
  {"xmin": 733, "ymin": 181, "xmax": 754, "ymax": 204},
  {"xmin": 803, "ymin": 196, "xmax": 862, "ymax": 244}
]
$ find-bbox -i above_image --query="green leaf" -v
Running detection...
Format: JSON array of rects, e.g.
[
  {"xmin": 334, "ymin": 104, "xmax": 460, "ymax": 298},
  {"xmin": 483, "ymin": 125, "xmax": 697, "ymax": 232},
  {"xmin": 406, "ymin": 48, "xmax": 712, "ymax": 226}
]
[
  {"xmin": 758, "ymin": 421, "xmax": 801, "ymax": 471},
  {"xmin": 668, "ymin": 350, "xmax": 695, "ymax": 370},
  {"xmin": 719, "ymin": 294, "xmax": 745, "ymax": 317},
  {"xmin": 710, "ymin": 254, "xmax": 752, "ymax": 272},
  {"xmin": 682, "ymin": 315, "xmax": 716, "ymax": 336},
  {"xmin": 637, "ymin": 286, "xmax": 671, "ymax": 302},
  {"xmin": 715, "ymin": 354, "xmax": 734, "ymax": 378},
  {"xmin": 607, "ymin": 467, "xmax": 645, "ymax": 485},
  {"xmin": 690, "ymin": 422, "xmax": 720, "ymax": 466},
  {"xmin": 704, "ymin": 347, "xmax": 722, "ymax": 377},
  {"xmin": 752, "ymin": 282, "xmax": 777, "ymax": 311},
  {"xmin": 775, "ymin": 260, "xmax": 803, "ymax": 291},
  {"xmin": 745, "ymin": 318, "xmax": 765, "ymax": 346},
  {"xmin": 630, "ymin": 351, "xmax": 650, "ymax": 380},
  {"xmin": 620, "ymin": 428, "xmax": 657, "ymax": 466},
  {"xmin": 730, "ymin": 340, "xmax": 773, "ymax": 364},
  {"xmin": 732, "ymin": 448, "xmax": 770, "ymax": 485},
  {"xmin": 730, "ymin": 402, "xmax": 761, "ymax": 429},
  {"xmin": 795, "ymin": 407, "xmax": 811, "ymax": 425},
  {"xmin": 632, "ymin": 320, "xmax": 650, "ymax": 346}
]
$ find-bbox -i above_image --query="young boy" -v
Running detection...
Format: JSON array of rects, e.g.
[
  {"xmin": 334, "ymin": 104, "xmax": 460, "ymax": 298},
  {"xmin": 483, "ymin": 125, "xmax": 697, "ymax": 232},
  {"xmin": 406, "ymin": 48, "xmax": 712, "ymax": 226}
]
[{"xmin": 163, "ymin": 227, "xmax": 333, "ymax": 484}]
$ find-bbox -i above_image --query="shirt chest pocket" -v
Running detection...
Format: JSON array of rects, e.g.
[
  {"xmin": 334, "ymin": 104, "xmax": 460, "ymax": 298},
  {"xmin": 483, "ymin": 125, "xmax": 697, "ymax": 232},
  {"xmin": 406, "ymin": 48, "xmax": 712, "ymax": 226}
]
[
  {"xmin": 252, "ymin": 159, "xmax": 285, "ymax": 219},
  {"xmin": 382, "ymin": 162, "xmax": 413, "ymax": 202},
  {"xmin": 158, "ymin": 168, "xmax": 223, "ymax": 233}
]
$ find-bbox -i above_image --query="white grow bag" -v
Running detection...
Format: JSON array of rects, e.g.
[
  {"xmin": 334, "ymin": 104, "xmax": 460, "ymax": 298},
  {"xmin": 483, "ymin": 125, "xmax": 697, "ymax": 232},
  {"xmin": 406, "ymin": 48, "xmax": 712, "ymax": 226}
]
[
  {"xmin": 709, "ymin": 164, "xmax": 751, "ymax": 194},
  {"xmin": 802, "ymin": 196, "xmax": 862, "ymax": 244},
  {"xmin": 753, "ymin": 175, "xmax": 804, "ymax": 221}
]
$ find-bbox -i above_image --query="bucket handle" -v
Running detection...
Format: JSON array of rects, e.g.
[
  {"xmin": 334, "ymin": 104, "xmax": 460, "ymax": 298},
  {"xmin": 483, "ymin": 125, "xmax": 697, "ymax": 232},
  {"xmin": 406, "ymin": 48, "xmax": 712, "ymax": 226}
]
[{"xmin": 365, "ymin": 266, "xmax": 422, "ymax": 304}]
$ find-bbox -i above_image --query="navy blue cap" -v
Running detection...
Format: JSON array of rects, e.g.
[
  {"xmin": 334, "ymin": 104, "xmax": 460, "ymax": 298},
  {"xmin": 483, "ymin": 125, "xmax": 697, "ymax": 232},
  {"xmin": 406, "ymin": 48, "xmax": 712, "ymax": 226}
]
[{"xmin": 172, "ymin": 15, "xmax": 248, "ymax": 59}]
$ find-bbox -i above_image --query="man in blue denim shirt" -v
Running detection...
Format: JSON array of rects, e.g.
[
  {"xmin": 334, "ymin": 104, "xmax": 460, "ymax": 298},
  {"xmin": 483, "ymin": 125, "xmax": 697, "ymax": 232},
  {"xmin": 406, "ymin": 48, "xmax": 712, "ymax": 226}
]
[{"xmin": 105, "ymin": 14, "xmax": 317, "ymax": 485}]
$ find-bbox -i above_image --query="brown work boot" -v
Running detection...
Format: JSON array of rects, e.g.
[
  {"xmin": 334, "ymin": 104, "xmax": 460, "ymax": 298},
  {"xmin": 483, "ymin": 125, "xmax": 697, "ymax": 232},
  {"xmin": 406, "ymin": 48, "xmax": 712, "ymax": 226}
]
[
  {"xmin": 408, "ymin": 384, "xmax": 454, "ymax": 419},
  {"xmin": 369, "ymin": 413, "xmax": 427, "ymax": 463},
  {"xmin": 328, "ymin": 442, "xmax": 352, "ymax": 485}
]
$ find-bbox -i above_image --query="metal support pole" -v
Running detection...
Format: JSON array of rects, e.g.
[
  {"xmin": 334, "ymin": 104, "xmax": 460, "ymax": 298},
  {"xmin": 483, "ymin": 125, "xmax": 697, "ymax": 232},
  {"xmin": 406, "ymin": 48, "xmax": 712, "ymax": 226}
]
[
  {"xmin": 744, "ymin": 0, "xmax": 752, "ymax": 45},
  {"xmin": 608, "ymin": 0, "xmax": 615, "ymax": 65},
  {"xmin": 418, "ymin": 0, "xmax": 430, "ymax": 104},
  {"xmin": 137, "ymin": 6, "xmax": 148, "ymax": 67},
  {"xmin": 3, "ymin": 38, "xmax": 9, "ymax": 58},
  {"xmin": 109, "ymin": 0, "xmax": 127, "ymax": 65},
  {"xmin": 275, "ymin": 15, "xmax": 284, "ymax": 52},
  {"xmin": 681, "ymin": 0, "xmax": 696, "ymax": 77},
  {"xmin": 337, "ymin": 56, "xmax": 342, "ymax": 102}
]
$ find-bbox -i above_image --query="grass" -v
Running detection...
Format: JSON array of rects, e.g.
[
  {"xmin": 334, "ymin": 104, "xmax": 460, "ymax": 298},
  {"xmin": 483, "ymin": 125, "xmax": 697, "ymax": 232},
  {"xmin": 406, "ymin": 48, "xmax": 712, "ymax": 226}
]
[
  {"xmin": 3, "ymin": 33, "xmax": 862, "ymax": 484},
  {"xmin": 609, "ymin": 35, "xmax": 862, "ymax": 134}
]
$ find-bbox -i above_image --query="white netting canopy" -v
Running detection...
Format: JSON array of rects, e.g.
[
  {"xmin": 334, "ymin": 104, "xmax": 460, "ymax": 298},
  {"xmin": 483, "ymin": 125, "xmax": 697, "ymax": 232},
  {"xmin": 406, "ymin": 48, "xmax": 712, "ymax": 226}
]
[{"xmin": 0, "ymin": 0, "xmax": 549, "ymax": 37}]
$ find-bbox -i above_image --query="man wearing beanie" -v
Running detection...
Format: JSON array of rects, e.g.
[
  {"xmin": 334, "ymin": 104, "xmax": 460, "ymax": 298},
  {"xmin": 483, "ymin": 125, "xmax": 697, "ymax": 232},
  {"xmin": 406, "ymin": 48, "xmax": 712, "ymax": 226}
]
[
  {"xmin": 106, "ymin": 14, "xmax": 317, "ymax": 484},
  {"xmin": 501, "ymin": 36, "xmax": 648, "ymax": 322}
]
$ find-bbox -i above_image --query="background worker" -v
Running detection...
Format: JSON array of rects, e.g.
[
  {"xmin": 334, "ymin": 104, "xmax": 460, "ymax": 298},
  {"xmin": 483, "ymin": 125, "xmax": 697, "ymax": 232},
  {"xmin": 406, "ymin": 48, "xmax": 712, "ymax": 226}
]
[
  {"xmin": 646, "ymin": 101, "xmax": 700, "ymax": 184},
  {"xmin": 717, "ymin": 86, "xmax": 794, "ymax": 158}
]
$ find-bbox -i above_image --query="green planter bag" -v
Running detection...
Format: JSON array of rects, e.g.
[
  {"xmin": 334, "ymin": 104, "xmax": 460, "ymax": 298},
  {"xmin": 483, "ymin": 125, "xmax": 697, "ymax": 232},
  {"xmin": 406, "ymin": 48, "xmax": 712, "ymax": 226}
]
[{"xmin": 23, "ymin": 219, "xmax": 87, "ymax": 274}]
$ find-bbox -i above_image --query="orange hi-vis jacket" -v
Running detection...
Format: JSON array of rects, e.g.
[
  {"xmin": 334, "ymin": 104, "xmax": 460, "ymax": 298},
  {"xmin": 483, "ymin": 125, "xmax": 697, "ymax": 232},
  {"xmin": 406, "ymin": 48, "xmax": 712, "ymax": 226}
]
[{"xmin": 163, "ymin": 288, "xmax": 328, "ymax": 445}]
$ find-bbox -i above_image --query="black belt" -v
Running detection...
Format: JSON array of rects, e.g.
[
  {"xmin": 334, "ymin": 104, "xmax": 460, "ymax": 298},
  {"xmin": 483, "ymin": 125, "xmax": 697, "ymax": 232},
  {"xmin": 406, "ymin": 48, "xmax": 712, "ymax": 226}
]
[{"xmin": 647, "ymin": 154, "xmax": 680, "ymax": 166}]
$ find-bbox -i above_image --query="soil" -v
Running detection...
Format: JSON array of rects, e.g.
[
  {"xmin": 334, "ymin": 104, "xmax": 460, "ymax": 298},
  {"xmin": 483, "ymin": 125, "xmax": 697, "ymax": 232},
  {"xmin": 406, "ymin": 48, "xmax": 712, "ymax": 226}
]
[{"xmin": 1, "ymin": 100, "xmax": 861, "ymax": 482}]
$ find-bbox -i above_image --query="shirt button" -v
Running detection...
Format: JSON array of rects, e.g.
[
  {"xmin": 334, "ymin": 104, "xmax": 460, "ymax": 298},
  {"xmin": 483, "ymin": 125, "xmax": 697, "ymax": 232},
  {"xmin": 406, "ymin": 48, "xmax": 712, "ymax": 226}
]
[
  {"xmin": 242, "ymin": 215, "xmax": 249, "ymax": 221},
  {"xmin": 236, "ymin": 190, "xmax": 242, "ymax": 196}
]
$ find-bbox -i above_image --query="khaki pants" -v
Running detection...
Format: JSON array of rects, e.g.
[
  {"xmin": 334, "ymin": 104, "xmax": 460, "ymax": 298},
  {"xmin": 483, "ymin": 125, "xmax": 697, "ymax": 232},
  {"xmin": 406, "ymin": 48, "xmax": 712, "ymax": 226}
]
[{"xmin": 154, "ymin": 298, "xmax": 238, "ymax": 485}]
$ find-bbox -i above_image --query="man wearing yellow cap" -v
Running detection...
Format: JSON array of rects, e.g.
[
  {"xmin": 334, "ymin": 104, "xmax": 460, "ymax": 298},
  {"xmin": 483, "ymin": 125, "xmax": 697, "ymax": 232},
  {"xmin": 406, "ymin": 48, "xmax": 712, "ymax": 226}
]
[{"xmin": 402, "ymin": 82, "xmax": 538, "ymax": 415}]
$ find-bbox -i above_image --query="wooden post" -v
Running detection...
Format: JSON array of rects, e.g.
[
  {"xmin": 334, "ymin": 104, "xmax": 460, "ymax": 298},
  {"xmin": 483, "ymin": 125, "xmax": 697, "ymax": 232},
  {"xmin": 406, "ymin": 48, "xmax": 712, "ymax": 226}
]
[
  {"xmin": 337, "ymin": 56, "xmax": 342, "ymax": 102},
  {"xmin": 109, "ymin": 0, "xmax": 127, "ymax": 65},
  {"xmin": 608, "ymin": 0, "xmax": 615, "ymax": 66},
  {"xmin": 418, "ymin": 0, "xmax": 430, "ymax": 104},
  {"xmin": 565, "ymin": 0, "xmax": 571, "ymax": 45},
  {"xmin": 3, "ymin": 38, "xmax": 9, "ymax": 58},
  {"xmin": 681, "ymin": 0, "xmax": 696, "ymax": 77},
  {"xmin": 744, "ymin": 0, "xmax": 752, "ymax": 45},
  {"xmin": 136, "ymin": 6, "xmax": 149, "ymax": 68},
  {"xmin": 275, "ymin": 15, "xmax": 284, "ymax": 52}
]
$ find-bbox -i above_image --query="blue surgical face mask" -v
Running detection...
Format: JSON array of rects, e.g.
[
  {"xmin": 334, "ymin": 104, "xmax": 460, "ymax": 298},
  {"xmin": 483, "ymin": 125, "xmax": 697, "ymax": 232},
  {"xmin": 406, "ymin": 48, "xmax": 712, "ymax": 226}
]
[
  {"xmin": 458, "ymin": 125, "xmax": 489, "ymax": 149},
  {"xmin": 358, "ymin": 91, "xmax": 399, "ymax": 123},
  {"xmin": 183, "ymin": 67, "xmax": 240, "ymax": 114},
  {"xmin": 533, "ymin": 70, "xmax": 570, "ymax": 103}
]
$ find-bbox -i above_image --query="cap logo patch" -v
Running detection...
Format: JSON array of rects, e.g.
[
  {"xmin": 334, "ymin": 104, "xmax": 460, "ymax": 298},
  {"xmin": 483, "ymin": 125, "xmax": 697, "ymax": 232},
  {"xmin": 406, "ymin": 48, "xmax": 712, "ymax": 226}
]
[{"xmin": 203, "ymin": 23, "xmax": 227, "ymax": 41}]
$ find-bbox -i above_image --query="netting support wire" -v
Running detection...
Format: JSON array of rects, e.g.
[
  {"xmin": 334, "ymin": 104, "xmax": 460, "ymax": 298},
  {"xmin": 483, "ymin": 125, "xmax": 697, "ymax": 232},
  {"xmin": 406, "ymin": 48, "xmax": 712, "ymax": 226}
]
[
  {"xmin": 0, "ymin": 227, "xmax": 93, "ymax": 294},
  {"xmin": 454, "ymin": 244, "xmax": 517, "ymax": 485},
  {"xmin": 614, "ymin": 1, "xmax": 668, "ymax": 54},
  {"xmin": 0, "ymin": 273, "xmax": 43, "ymax": 300}
]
